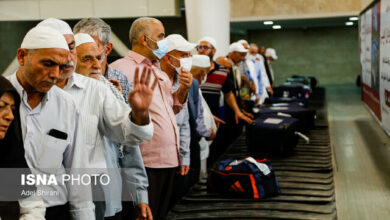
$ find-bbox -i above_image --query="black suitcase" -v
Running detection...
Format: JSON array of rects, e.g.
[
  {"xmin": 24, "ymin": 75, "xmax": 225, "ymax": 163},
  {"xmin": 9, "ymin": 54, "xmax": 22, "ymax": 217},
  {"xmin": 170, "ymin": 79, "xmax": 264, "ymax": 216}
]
[
  {"xmin": 246, "ymin": 114, "xmax": 301, "ymax": 156},
  {"xmin": 254, "ymin": 103, "xmax": 316, "ymax": 131}
]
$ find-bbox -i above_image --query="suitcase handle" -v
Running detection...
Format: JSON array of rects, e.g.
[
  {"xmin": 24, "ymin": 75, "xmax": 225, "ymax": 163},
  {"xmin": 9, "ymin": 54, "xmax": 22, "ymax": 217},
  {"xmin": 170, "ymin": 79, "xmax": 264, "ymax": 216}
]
[{"xmin": 295, "ymin": 131, "xmax": 310, "ymax": 143}]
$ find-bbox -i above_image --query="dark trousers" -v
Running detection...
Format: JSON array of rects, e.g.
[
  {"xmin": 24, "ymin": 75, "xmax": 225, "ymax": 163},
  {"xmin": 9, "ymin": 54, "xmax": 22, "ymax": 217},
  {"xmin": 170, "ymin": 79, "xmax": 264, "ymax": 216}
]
[
  {"xmin": 169, "ymin": 168, "xmax": 189, "ymax": 210},
  {"xmin": 121, "ymin": 201, "xmax": 136, "ymax": 219},
  {"xmin": 146, "ymin": 167, "xmax": 176, "ymax": 220},
  {"xmin": 45, "ymin": 203, "xmax": 70, "ymax": 220},
  {"xmin": 0, "ymin": 202, "xmax": 20, "ymax": 220}
]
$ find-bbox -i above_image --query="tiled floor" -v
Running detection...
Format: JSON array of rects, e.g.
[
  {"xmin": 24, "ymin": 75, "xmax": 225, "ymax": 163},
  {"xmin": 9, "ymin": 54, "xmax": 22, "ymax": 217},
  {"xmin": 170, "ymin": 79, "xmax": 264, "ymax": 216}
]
[{"xmin": 327, "ymin": 84, "xmax": 390, "ymax": 220}]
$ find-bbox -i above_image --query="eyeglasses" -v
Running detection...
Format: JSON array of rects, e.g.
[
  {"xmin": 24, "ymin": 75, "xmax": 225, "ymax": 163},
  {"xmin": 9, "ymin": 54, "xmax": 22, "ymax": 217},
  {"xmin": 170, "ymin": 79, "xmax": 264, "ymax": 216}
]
[{"xmin": 196, "ymin": 45, "xmax": 212, "ymax": 51}]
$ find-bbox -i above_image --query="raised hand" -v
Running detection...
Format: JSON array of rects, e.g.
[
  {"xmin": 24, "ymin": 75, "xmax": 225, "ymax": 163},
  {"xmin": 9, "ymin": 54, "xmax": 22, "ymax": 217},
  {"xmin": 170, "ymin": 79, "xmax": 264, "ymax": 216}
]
[{"xmin": 128, "ymin": 67, "xmax": 158, "ymax": 125}]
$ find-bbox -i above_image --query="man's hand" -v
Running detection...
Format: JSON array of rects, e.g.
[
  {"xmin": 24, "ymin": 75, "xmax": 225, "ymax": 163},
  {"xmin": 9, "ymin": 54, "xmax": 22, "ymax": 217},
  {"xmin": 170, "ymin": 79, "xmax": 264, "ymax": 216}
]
[
  {"xmin": 267, "ymin": 87, "xmax": 274, "ymax": 95},
  {"xmin": 108, "ymin": 78, "xmax": 123, "ymax": 94},
  {"xmin": 178, "ymin": 68, "xmax": 193, "ymax": 90},
  {"xmin": 136, "ymin": 203, "xmax": 153, "ymax": 220},
  {"xmin": 129, "ymin": 67, "xmax": 158, "ymax": 125},
  {"xmin": 206, "ymin": 128, "xmax": 216, "ymax": 141},
  {"xmin": 213, "ymin": 115, "xmax": 226, "ymax": 128},
  {"xmin": 242, "ymin": 110, "xmax": 254, "ymax": 119},
  {"xmin": 177, "ymin": 165, "xmax": 190, "ymax": 176},
  {"xmin": 234, "ymin": 111, "xmax": 253, "ymax": 124}
]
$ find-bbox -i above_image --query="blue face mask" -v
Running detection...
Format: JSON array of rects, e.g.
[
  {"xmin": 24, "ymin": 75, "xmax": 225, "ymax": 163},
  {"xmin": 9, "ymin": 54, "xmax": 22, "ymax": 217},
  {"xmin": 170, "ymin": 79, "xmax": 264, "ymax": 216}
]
[{"xmin": 146, "ymin": 36, "xmax": 169, "ymax": 59}]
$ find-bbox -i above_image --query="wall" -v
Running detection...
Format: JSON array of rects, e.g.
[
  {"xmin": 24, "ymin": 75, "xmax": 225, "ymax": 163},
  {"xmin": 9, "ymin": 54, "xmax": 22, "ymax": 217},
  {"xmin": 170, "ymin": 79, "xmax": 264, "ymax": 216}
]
[
  {"xmin": 231, "ymin": 0, "xmax": 362, "ymax": 21},
  {"xmin": 235, "ymin": 26, "xmax": 360, "ymax": 86}
]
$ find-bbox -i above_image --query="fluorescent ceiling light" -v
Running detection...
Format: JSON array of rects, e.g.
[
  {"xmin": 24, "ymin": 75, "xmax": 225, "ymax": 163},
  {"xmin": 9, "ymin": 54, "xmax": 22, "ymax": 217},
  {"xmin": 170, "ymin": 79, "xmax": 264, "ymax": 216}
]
[
  {"xmin": 349, "ymin": 17, "xmax": 359, "ymax": 21},
  {"xmin": 272, "ymin": 25, "xmax": 282, "ymax": 29},
  {"xmin": 264, "ymin": 21, "xmax": 274, "ymax": 25},
  {"xmin": 345, "ymin": 22, "xmax": 354, "ymax": 26}
]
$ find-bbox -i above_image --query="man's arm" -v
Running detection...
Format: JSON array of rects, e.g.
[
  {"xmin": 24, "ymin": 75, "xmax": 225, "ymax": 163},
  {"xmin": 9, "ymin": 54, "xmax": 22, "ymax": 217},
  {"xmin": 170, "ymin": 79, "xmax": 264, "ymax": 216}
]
[{"xmin": 224, "ymin": 91, "xmax": 253, "ymax": 124}]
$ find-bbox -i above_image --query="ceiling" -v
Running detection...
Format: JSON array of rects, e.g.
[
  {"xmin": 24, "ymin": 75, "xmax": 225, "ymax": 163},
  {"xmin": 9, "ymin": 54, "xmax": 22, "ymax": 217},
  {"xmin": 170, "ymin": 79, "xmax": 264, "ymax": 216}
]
[{"xmin": 230, "ymin": 16, "xmax": 358, "ymax": 34}]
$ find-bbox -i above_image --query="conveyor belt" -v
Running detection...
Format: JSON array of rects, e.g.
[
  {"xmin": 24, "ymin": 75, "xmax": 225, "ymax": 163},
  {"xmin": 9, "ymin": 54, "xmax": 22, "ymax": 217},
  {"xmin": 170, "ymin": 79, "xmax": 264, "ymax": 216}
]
[{"xmin": 167, "ymin": 87, "xmax": 336, "ymax": 220}]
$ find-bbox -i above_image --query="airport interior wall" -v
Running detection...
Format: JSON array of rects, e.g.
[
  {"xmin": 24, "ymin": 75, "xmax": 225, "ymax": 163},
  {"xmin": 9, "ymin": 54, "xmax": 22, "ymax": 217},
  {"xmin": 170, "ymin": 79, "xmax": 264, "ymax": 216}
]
[{"xmin": 233, "ymin": 26, "xmax": 360, "ymax": 86}]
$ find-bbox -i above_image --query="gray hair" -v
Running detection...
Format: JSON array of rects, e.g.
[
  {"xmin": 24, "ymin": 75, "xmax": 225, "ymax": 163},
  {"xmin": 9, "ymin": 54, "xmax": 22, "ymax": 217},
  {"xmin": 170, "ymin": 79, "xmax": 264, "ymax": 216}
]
[
  {"xmin": 73, "ymin": 18, "xmax": 111, "ymax": 45},
  {"xmin": 129, "ymin": 17, "xmax": 161, "ymax": 46}
]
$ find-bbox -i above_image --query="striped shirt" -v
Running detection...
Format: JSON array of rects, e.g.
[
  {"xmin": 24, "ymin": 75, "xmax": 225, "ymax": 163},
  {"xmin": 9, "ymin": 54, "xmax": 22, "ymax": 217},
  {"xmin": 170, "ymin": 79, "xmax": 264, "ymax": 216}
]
[{"xmin": 200, "ymin": 62, "xmax": 235, "ymax": 115}]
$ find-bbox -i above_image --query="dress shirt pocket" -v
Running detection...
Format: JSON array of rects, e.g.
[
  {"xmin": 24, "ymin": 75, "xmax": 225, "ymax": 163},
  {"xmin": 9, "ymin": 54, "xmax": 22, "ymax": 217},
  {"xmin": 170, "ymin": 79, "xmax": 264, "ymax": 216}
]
[
  {"xmin": 39, "ymin": 134, "xmax": 69, "ymax": 172},
  {"xmin": 81, "ymin": 114, "xmax": 99, "ymax": 146}
]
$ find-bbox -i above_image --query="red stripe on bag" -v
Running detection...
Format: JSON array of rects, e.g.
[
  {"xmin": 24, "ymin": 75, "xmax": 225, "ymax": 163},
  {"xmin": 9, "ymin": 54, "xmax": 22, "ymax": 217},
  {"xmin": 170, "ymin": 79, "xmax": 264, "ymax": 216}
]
[{"xmin": 249, "ymin": 175, "xmax": 259, "ymax": 199}]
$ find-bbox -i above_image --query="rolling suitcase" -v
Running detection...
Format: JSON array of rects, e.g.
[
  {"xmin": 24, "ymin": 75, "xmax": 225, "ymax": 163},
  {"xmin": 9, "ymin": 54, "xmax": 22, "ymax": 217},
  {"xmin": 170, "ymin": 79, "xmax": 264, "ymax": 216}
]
[
  {"xmin": 246, "ymin": 114, "xmax": 302, "ymax": 156},
  {"xmin": 253, "ymin": 103, "xmax": 316, "ymax": 131},
  {"xmin": 273, "ymin": 84, "xmax": 311, "ymax": 107}
]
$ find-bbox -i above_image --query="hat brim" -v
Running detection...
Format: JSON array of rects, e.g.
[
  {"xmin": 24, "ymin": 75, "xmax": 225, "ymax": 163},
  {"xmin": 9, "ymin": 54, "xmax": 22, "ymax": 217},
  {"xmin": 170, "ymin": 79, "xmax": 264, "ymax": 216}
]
[{"xmin": 176, "ymin": 42, "xmax": 196, "ymax": 52}]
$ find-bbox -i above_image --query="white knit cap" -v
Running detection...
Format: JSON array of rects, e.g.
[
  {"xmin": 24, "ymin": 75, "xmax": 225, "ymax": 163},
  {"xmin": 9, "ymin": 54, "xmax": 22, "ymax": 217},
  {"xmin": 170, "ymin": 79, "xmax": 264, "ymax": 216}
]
[
  {"xmin": 265, "ymin": 48, "xmax": 278, "ymax": 60},
  {"xmin": 229, "ymin": 42, "xmax": 247, "ymax": 53},
  {"xmin": 20, "ymin": 26, "xmax": 69, "ymax": 51},
  {"xmin": 197, "ymin": 36, "xmax": 217, "ymax": 48},
  {"xmin": 36, "ymin": 18, "xmax": 73, "ymax": 35},
  {"xmin": 192, "ymin": 55, "xmax": 211, "ymax": 68},
  {"xmin": 166, "ymin": 34, "xmax": 196, "ymax": 53},
  {"xmin": 74, "ymin": 33, "xmax": 96, "ymax": 47}
]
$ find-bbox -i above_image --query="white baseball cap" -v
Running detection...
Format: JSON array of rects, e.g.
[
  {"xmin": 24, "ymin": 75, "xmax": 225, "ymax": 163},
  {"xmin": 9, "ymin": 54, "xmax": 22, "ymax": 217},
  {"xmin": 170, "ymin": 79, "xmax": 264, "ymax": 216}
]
[
  {"xmin": 74, "ymin": 33, "xmax": 96, "ymax": 47},
  {"xmin": 229, "ymin": 42, "xmax": 248, "ymax": 53},
  {"xmin": 197, "ymin": 36, "xmax": 217, "ymax": 48},
  {"xmin": 36, "ymin": 18, "xmax": 73, "ymax": 35},
  {"xmin": 192, "ymin": 55, "xmax": 211, "ymax": 68},
  {"xmin": 21, "ymin": 26, "xmax": 69, "ymax": 51},
  {"xmin": 237, "ymin": 39, "xmax": 248, "ymax": 45},
  {"xmin": 166, "ymin": 34, "xmax": 196, "ymax": 53},
  {"xmin": 265, "ymin": 48, "xmax": 278, "ymax": 60}
]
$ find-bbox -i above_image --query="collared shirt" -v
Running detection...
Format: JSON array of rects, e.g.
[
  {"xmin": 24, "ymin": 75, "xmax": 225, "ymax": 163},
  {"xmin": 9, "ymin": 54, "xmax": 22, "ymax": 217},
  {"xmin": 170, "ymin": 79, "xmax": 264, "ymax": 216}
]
[
  {"xmin": 111, "ymin": 50, "xmax": 181, "ymax": 168},
  {"xmin": 105, "ymin": 65, "xmax": 133, "ymax": 103},
  {"xmin": 63, "ymin": 73, "xmax": 153, "ymax": 169},
  {"xmin": 7, "ymin": 73, "xmax": 94, "ymax": 219}
]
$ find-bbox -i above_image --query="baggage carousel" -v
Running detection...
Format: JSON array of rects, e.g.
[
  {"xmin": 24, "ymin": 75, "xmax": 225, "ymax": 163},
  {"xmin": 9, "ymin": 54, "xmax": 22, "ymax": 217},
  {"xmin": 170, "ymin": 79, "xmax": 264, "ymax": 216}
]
[{"xmin": 167, "ymin": 87, "xmax": 336, "ymax": 220}]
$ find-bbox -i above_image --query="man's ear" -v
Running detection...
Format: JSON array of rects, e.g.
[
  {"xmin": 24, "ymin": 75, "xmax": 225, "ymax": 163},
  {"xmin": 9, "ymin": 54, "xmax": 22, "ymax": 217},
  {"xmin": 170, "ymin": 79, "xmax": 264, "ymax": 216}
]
[
  {"xmin": 105, "ymin": 42, "xmax": 113, "ymax": 56},
  {"xmin": 140, "ymin": 35, "xmax": 147, "ymax": 47},
  {"xmin": 16, "ymin": 49, "xmax": 28, "ymax": 66}
]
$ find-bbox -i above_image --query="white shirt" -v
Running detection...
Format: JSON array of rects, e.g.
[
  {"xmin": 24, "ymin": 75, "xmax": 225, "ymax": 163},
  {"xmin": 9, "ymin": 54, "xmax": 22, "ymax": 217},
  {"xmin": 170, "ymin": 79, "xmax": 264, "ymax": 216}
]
[
  {"xmin": 63, "ymin": 73, "xmax": 153, "ymax": 170},
  {"xmin": 256, "ymin": 54, "xmax": 271, "ymax": 103},
  {"xmin": 8, "ymin": 73, "xmax": 94, "ymax": 220}
]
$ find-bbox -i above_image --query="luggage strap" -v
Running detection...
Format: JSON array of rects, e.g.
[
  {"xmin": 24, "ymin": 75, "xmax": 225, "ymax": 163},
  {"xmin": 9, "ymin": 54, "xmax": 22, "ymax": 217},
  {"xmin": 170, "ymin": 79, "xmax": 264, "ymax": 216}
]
[
  {"xmin": 295, "ymin": 131, "xmax": 310, "ymax": 143},
  {"xmin": 229, "ymin": 157, "xmax": 271, "ymax": 175}
]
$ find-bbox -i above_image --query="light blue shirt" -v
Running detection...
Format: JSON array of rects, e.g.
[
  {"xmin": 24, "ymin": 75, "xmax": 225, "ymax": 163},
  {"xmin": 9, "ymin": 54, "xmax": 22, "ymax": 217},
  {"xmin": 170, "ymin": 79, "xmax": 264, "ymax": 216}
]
[
  {"xmin": 251, "ymin": 57, "xmax": 264, "ymax": 99},
  {"xmin": 175, "ymin": 105, "xmax": 191, "ymax": 166},
  {"xmin": 99, "ymin": 75, "xmax": 149, "ymax": 217},
  {"xmin": 8, "ymin": 73, "xmax": 94, "ymax": 220}
]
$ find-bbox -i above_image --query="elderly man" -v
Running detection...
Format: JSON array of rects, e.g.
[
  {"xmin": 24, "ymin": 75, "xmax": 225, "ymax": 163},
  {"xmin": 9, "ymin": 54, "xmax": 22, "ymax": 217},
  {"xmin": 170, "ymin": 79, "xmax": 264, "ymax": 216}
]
[
  {"xmin": 36, "ymin": 19, "xmax": 155, "ymax": 220},
  {"xmin": 190, "ymin": 55, "xmax": 219, "ymax": 179},
  {"xmin": 110, "ymin": 17, "xmax": 192, "ymax": 220},
  {"xmin": 265, "ymin": 48, "xmax": 278, "ymax": 84},
  {"xmin": 159, "ymin": 34, "xmax": 195, "ymax": 207},
  {"xmin": 248, "ymin": 43, "xmax": 273, "ymax": 103},
  {"xmin": 237, "ymin": 39, "xmax": 261, "ymax": 106},
  {"xmin": 73, "ymin": 18, "xmax": 132, "ymax": 102},
  {"xmin": 73, "ymin": 18, "xmax": 152, "ymax": 220},
  {"xmin": 7, "ymin": 26, "xmax": 94, "ymax": 220}
]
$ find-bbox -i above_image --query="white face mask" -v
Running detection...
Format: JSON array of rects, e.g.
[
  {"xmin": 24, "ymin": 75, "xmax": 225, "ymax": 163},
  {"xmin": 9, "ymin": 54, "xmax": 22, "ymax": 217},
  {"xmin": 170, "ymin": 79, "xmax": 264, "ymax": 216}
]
[{"xmin": 169, "ymin": 55, "xmax": 192, "ymax": 74}]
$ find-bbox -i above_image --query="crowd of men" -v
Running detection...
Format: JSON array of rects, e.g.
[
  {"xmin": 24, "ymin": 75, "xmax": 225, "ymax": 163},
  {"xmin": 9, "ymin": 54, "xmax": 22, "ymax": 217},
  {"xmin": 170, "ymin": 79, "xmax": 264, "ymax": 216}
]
[{"xmin": 0, "ymin": 16, "xmax": 278, "ymax": 220}]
